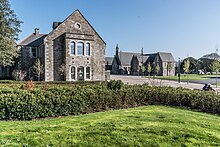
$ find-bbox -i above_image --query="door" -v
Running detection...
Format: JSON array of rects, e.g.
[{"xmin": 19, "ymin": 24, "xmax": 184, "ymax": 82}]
[{"xmin": 77, "ymin": 66, "xmax": 84, "ymax": 80}]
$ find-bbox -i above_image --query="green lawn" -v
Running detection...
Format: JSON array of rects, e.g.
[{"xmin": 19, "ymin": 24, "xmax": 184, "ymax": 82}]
[
  {"xmin": 152, "ymin": 74, "xmax": 216, "ymax": 81},
  {"xmin": 0, "ymin": 106, "xmax": 220, "ymax": 146}
]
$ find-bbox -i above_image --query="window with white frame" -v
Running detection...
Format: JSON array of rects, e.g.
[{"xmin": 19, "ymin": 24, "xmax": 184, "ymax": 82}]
[
  {"xmin": 86, "ymin": 67, "xmax": 90, "ymax": 79},
  {"xmin": 71, "ymin": 66, "xmax": 75, "ymax": 80},
  {"xmin": 70, "ymin": 41, "xmax": 75, "ymax": 55},
  {"xmin": 86, "ymin": 43, "xmax": 90, "ymax": 56},
  {"xmin": 77, "ymin": 42, "xmax": 84, "ymax": 55}
]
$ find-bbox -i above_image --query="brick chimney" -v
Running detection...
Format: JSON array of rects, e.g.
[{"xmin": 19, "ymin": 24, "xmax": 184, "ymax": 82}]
[{"xmin": 34, "ymin": 28, "xmax": 40, "ymax": 35}]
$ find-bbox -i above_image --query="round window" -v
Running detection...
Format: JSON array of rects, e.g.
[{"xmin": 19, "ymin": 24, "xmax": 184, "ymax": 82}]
[{"xmin": 75, "ymin": 23, "xmax": 81, "ymax": 30}]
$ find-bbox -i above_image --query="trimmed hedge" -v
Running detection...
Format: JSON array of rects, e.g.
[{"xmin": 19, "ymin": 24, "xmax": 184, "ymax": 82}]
[{"xmin": 0, "ymin": 83, "xmax": 219, "ymax": 120}]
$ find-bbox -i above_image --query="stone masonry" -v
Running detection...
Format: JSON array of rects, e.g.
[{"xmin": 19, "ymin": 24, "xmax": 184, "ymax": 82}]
[{"xmin": 44, "ymin": 10, "xmax": 106, "ymax": 81}]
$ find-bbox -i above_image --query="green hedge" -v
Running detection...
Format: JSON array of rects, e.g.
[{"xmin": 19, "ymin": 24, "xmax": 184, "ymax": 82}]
[{"xmin": 0, "ymin": 83, "xmax": 219, "ymax": 120}]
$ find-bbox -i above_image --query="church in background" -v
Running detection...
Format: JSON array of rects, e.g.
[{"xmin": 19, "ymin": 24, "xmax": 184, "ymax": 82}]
[{"xmin": 105, "ymin": 45, "xmax": 176, "ymax": 76}]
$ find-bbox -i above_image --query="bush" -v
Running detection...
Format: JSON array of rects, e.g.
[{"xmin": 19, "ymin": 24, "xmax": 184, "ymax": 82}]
[
  {"xmin": 107, "ymin": 80, "xmax": 123, "ymax": 90},
  {"xmin": 0, "ymin": 83, "xmax": 219, "ymax": 120}
]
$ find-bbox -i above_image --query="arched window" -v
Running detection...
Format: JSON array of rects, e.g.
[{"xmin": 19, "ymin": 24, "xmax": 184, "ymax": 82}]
[
  {"xmin": 77, "ymin": 66, "xmax": 84, "ymax": 80},
  {"xmin": 71, "ymin": 66, "xmax": 75, "ymax": 80},
  {"xmin": 86, "ymin": 67, "xmax": 90, "ymax": 79},
  {"xmin": 77, "ymin": 42, "xmax": 84, "ymax": 55},
  {"xmin": 86, "ymin": 43, "xmax": 90, "ymax": 56},
  {"xmin": 70, "ymin": 41, "xmax": 75, "ymax": 55}
]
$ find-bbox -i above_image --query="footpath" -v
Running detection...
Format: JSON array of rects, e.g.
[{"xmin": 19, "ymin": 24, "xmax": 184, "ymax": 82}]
[{"xmin": 110, "ymin": 75, "xmax": 220, "ymax": 92}]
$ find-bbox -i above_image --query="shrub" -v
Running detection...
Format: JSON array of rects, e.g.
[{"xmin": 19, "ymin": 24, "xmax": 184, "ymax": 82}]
[
  {"xmin": 107, "ymin": 80, "xmax": 123, "ymax": 90},
  {"xmin": 0, "ymin": 83, "xmax": 219, "ymax": 120}
]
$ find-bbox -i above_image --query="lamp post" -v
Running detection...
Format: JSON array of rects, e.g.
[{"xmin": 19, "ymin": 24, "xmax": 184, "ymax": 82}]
[
  {"xmin": 141, "ymin": 48, "xmax": 144, "ymax": 77},
  {"xmin": 215, "ymin": 45, "xmax": 218, "ymax": 87},
  {"xmin": 178, "ymin": 57, "xmax": 181, "ymax": 83}
]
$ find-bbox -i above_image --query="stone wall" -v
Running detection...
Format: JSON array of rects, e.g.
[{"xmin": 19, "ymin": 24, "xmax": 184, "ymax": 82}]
[
  {"xmin": 20, "ymin": 46, "xmax": 34, "ymax": 71},
  {"xmin": 53, "ymin": 34, "xmax": 65, "ymax": 81}
]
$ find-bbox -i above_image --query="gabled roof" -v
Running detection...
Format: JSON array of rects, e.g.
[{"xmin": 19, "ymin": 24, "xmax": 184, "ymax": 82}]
[
  {"xmin": 158, "ymin": 52, "xmax": 175, "ymax": 62},
  {"xmin": 113, "ymin": 55, "xmax": 122, "ymax": 66},
  {"xmin": 18, "ymin": 34, "xmax": 47, "ymax": 46},
  {"xmin": 145, "ymin": 53, "xmax": 157, "ymax": 63},
  {"xmin": 47, "ymin": 9, "xmax": 106, "ymax": 45},
  {"xmin": 145, "ymin": 52, "xmax": 175, "ymax": 63},
  {"xmin": 119, "ymin": 51, "xmax": 148, "ymax": 66}
]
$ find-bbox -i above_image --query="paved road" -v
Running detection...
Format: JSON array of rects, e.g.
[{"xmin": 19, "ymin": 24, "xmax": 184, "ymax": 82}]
[{"xmin": 110, "ymin": 75, "xmax": 220, "ymax": 92}]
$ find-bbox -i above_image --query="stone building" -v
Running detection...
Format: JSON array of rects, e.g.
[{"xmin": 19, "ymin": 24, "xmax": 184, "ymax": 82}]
[
  {"xmin": 16, "ymin": 9, "xmax": 106, "ymax": 81},
  {"xmin": 107, "ymin": 45, "xmax": 176, "ymax": 76}
]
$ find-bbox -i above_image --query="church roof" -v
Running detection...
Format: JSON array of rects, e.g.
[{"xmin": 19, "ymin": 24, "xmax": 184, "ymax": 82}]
[
  {"xmin": 145, "ymin": 53, "xmax": 157, "ymax": 63},
  {"xmin": 158, "ymin": 52, "xmax": 175, "ymax": 62},
  {"xmin": 119, "ymin": 52, "xmax": 148, "ymax": 66}
]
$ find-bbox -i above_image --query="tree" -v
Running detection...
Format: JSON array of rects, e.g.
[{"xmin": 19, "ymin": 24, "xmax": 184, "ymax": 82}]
[
  {"xmin": 12, "ymin": 69, "xmax": 26, "ymax": 81},
  {"xmin": 167, "ymin": 62, "xmax": 173, "ymax": 81},
  {"xmin": 59, "ymin": 63, "xmax": 66, "ymax": 80},
  {"xmin": 155, "ymin": 64, "xmax": 160, "ymax": 76},
  {"xmin": 184, "ymin": 58, "xmax": 190, "ymax": 84},
  {"xmin": 210, "ymin": 60, "xmax": 220, "ymax": 87},
  {"xmin": 141, "ymin": 65, "xmax": 146, "ymax": 77},
  {"xmin": 147, "ymin": 63, "xmax": 152, "ymax": 76},
  {"xmin": 198, "ymin": 58, "xmax": 213, "ymax": 74},
  {"xmin": 33, "ymin": 58, "xmax": 44, "ymax": 81},
  {"xmin": 180, "ymin": 57, "xmax": 198, "ymax": 74},
  {"xmin": 0, "ymin": 0, "xmax": 22, "ymax": 66}
]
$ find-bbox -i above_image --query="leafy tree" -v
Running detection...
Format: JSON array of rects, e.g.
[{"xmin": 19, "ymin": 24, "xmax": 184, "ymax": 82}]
[
  {"xmin": 210, "ymin": 60, "xmax": 220, "ymax": 87},
  {"xmin": 147, "ymin": 63, "xmax": 152, "ymax": 76},
  {"xmin": 198, "ymin": 58, "xmax": 213, "ymax": 74},
  {"xmin": 33, "ymin": 58, "xmax": 44, "ymax": 81},
  {"xmin": 167, "ymin": 62, "xmax": 173, "ymax": 81},
  {"xmin": 0, "ymin": 0, "xmax": 22, "ymax": 66},
  {"xmin": 180, "ymin": 57, "xmax": 198, "ymax": 73},
  {"xmin": 184, "ymin": 58, "xmax": 190, "ymax": 84},
  {"xmin": 184, "ymin": 58, "xmax": 190, "ymax": 73},
  {"xmin": 210, "ymin": 60, "xmax": 220, "ymax": 73},
  {"xmin": 155, "ymin": 64, "xmax": 160, "ymax": 75},
  {"xmin": 141, "ymin": 65, "xmax": 146, "ymax": 77},
  {"xmin": 167, "ymin": 62, "xmax": 173, "ymax": 75}
]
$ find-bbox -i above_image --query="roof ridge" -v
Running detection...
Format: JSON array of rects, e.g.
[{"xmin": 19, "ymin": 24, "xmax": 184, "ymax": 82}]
[{"xmin": 18, "ymin": 34, "xmax": 34, "ymax": 45}]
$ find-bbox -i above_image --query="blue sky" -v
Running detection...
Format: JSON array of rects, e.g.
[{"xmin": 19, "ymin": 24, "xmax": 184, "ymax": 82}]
[{"xmin": 10, "ymin": 0, "xmax": 220, "ymax": 60}]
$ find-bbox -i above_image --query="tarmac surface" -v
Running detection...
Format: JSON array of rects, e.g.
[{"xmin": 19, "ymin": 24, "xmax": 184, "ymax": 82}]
[{"xmin": 110, "ymin": 75, "xmax": 220, "ymax": 92}]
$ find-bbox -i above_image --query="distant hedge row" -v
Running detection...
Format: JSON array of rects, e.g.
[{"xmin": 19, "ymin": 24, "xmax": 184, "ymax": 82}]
[{"xmin": 0, "ymin": 81, "xmax": 219, "ymax": 120}]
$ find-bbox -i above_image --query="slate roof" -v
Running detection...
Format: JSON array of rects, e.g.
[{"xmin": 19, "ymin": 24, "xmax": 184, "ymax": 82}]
[
  {"xmin": 144, "ymin": 52, "xmax": 175, "ymax": 63},
  {"xmin": 144, "ymin": 53, "xmax": 157, "ymax": 63},
  {"xmin": 18, "ymin": 34, "xmax": 47, "ymax": 47},
  {"xmin": 105, "ymin": 57, "xmax": 114, "ymax": 65},
  {"xmin": 119, "ymin": 52, "xmax": 148, "ymax": 66},
  {"xmin": 114, "ymin": 55, "xmax": 122, "ymax": 66},
  {"xmin": 158, "ymin": 52, "xmax": 175, "ymax": 62}
]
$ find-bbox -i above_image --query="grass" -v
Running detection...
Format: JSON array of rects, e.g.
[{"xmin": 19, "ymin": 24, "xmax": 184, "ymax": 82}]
[
  {"xmin": 152, "ymin": 74, "xmax": 216, "ymax": 81},
  {"xmin": 0, "ymin": 105, "xmax": 220, "ymax": 146}
]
